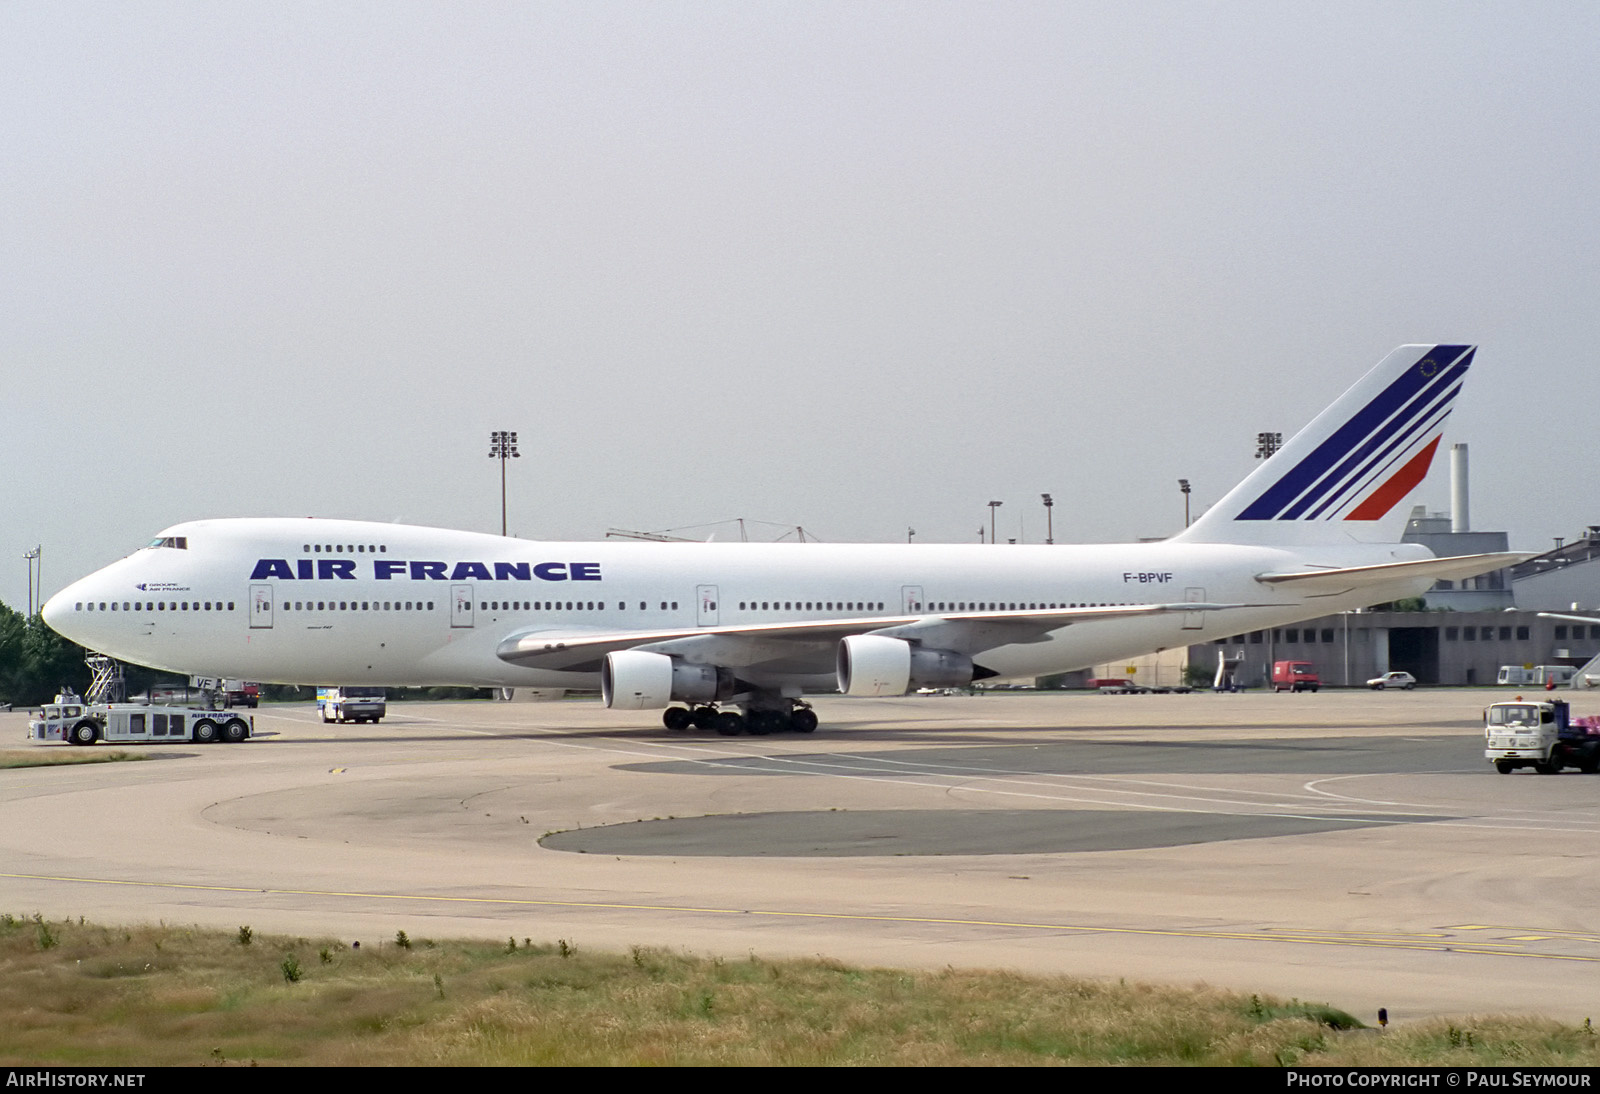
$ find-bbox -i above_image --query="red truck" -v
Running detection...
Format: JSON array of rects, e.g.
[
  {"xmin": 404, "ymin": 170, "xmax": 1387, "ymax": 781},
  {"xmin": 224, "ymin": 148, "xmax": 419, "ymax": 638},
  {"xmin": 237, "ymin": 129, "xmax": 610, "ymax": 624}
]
[{"xmin": 1272, "ymin": 660, "xmax": 1320, "ymax": 692}]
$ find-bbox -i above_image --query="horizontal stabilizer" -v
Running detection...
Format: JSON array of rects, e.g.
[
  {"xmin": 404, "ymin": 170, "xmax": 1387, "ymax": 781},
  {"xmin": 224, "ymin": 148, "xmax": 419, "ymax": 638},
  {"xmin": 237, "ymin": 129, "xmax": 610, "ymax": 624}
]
[{"xmin": 1256, "ymin": 552, "xmax": 1527, "ymax": 598}]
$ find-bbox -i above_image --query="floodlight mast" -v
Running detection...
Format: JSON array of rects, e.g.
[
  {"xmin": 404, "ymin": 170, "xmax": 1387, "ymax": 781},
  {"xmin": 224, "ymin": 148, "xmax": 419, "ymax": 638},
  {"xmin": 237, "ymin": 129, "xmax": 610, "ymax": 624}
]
[
  {"xmin": 488, "ymin": 431, "xmax": 521, "ymax": 536},
  {"xmin": 23, "ymin": 546, "xmax": 40, "ymax": 617}
]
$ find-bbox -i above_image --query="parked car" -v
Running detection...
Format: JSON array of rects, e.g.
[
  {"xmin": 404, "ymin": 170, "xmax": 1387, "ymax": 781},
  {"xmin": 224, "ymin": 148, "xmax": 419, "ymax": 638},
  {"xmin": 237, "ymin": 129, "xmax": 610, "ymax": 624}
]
[{"xmin": 1367, "ymin": 671, "xmax": 1416, "ymax": 690}]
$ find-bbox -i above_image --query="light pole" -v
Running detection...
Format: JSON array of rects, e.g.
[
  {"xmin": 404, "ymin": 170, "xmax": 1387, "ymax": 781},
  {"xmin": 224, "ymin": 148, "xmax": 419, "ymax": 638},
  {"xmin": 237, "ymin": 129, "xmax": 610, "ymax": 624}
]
[
  {"xmin": 488, "ymin": 431, "xmax": 520, "ymax": 537},
  {"xmin": 1177, "ymin": 479, "xmax": 1191, "ymax": 528},
  {"xmin": 23, "ymin": 546, "xmax": 40, "ymax": 617},
  {"xmin": 988, "ymin": 500, "xmax": 1002, "ymax": 545},
  {"xmin": 1041, "ymin": 493, "xmax": 1054, "ymax": 544},
  {"xmin": 1255, "ymin": 431, "xmax": 1282, "ymax": 460}
]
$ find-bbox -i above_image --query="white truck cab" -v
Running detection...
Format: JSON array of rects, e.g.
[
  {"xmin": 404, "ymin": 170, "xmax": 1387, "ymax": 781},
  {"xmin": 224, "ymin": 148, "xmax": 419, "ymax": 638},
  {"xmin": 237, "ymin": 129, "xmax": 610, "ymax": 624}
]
[{"xmin": 1484, "ymin": 698, "xmax": 1600, "ymax": 775}]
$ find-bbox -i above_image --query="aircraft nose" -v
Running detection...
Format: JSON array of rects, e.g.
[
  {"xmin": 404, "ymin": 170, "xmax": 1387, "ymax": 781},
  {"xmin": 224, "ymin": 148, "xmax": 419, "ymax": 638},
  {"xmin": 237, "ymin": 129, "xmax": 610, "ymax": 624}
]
[
  {"xmin": 41, "ymin": 588, "xmax": 69, "ymax": 632},
  {"xmin": 42, "ymin": 582, "xmax": 89, "ymax": 642}
]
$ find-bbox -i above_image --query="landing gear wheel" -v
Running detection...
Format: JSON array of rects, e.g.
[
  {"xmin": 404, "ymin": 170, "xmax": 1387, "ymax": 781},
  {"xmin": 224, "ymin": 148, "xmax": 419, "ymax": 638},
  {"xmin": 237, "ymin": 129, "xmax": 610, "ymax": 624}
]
[
  {"xmin": 193, "ymin": 719, "xmax": 219, "ymax": 743},
  {"xmin": 223, "ymin": 719, "xmax": 248, "ymax": 743},
  {"xmin": 662, "ymin": 707, "xmax": 692, "ymax": 732},
  {"xmin": 715, "ymin": 711, "xmax": 745, "ymax": 736},
  {"xmin": 70, "ymin": 721, "xmax": 98, "ymax": 746},
  {"xmin": 688, "ymin": 706, "xmax": 719, "ymax": 731},
  {"xmin": 790, "ymin": 709, "xmax": 818, "ymax": 733},
  {"xmin": 1495, "ymin": 760, "xmax": 1514, "ymax": 774},
  {"xmin": 755, "ymin": 710, "xmax": 794, "ymax": 735}
]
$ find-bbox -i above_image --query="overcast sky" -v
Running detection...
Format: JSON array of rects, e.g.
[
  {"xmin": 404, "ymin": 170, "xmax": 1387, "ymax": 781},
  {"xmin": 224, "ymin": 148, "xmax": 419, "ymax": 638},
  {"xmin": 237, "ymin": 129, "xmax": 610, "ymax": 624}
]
[{"xmin": 4, "ymin": 1, "xmax": 1596, "ymax": 610}]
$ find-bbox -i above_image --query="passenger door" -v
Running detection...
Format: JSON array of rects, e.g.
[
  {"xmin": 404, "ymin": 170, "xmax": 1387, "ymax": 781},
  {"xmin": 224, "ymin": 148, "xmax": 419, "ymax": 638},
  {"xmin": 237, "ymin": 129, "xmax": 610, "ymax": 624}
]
[
  {"xmin": 451, "ymin": 584, "xmax": 475, "ymax": 628},
  {"xmin": 697, "ymin": 585, "xmax": 719, "ymax": 627},
  {"xmin": 249, "ymin": 585, "xmax": 273, "ymax": 629}
]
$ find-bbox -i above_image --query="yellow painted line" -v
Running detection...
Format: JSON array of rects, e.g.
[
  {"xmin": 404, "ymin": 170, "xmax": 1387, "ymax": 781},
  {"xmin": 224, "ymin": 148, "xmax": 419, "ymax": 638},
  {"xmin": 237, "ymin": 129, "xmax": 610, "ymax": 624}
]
[
  {"xmin": 1260, "ymin": 928, "xmax": 1451, "ymax": 940},
  {"xmin": 5, "ymin": 870, "xmax": 1599, "ymax": 963},
  {"xmin": 1449, "ymin": 924, "xmax": 1600, "ymax": 942}
]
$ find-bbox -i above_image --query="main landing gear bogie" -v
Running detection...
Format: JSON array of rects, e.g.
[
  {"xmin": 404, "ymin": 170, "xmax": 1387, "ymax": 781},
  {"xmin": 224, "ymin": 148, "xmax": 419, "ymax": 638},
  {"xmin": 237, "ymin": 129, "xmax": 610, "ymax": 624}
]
[{"xmin": 660, "ymin": 702, "xmax": 819, "ymax": 736}]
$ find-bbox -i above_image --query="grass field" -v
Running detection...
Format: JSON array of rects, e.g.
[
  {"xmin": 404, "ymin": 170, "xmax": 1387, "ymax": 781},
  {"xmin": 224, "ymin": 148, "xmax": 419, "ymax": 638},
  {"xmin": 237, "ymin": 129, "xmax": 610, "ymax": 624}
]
[{"xmin": 3, "ymin": 916, "xmax": 1597, "ymax": 1066}]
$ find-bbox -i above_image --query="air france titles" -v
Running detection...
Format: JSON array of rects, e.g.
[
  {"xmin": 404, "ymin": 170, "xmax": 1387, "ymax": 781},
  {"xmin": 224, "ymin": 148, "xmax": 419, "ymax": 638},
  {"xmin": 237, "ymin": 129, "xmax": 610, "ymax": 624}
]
[{"xmin": 248, "ymin": 559, "xmax": 602, "ymax": 582}]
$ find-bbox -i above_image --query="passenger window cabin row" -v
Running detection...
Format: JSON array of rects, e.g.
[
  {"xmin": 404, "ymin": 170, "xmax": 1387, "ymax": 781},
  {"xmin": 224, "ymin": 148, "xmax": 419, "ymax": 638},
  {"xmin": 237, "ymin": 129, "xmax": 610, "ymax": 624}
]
[{"xmin": 77, "ymin": 601, "xmax": 233, "ymax": 612}]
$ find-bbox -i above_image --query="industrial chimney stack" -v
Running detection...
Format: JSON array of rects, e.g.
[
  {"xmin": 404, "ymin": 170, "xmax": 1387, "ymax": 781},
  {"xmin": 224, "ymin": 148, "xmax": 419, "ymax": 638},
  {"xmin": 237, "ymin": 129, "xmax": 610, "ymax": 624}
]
[{"xmin": 1451, "ymin": 443, "xmax": 1470, "ymax": 534}]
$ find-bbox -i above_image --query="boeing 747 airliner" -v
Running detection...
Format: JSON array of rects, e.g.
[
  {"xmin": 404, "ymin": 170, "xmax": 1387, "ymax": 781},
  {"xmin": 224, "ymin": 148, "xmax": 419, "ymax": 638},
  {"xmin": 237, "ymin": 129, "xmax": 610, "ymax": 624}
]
[{"xmin": 44, "ymin": 345, "xmax": 1520, "ymax": 734}]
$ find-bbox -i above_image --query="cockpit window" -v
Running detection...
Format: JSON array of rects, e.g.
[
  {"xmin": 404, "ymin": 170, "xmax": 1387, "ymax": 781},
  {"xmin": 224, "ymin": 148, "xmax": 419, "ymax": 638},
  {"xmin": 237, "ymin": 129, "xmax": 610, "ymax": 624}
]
[{"xmin": 146, "ymin": 536, "xmax": 189, "ymax": 550}]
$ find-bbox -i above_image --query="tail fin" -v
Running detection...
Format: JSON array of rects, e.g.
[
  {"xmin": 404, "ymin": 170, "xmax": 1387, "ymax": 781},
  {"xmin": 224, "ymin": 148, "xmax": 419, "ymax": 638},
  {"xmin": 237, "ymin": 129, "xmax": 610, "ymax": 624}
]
[{"xmin": 1175, "ymin": 344, "xmax": 1475, "ymax": 545}]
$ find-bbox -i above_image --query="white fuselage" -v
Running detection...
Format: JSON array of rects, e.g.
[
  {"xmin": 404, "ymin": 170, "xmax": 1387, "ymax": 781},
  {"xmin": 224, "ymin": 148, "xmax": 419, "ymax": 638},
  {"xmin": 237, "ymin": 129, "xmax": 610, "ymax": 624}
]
[{"xmin": 44, "ymin": 517, "xmax": 1435, "ymax": 690}]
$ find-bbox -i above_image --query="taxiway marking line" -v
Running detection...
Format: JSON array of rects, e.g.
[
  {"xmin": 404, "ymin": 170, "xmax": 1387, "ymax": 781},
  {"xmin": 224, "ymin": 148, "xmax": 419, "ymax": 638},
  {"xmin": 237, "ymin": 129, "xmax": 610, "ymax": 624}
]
[{"xmin": 4, "ymin": 870, "xmax": 1595, "ymax": 963}]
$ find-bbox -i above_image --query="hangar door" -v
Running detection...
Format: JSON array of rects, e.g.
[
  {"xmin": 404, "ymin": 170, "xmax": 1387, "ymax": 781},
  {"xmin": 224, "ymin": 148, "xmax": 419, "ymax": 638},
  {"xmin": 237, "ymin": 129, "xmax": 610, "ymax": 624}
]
[{"xmin": 1388, "ymin": 627, "xmax": 1439, "ymax": 685}]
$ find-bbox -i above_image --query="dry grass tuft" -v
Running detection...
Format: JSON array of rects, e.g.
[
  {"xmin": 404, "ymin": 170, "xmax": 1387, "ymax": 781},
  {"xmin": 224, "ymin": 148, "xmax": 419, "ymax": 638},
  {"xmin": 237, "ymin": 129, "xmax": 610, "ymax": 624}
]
[{"xmin": 1, "ymin": 916, "xmax": 1597, "ymax": 1066}]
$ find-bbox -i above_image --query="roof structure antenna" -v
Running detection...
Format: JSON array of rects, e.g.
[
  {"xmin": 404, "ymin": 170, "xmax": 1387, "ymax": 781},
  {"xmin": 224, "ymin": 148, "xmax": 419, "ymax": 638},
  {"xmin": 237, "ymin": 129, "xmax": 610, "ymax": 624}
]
[{"xmin": 606, "ymin": 518, "xmax": 820, "ymax": 543}]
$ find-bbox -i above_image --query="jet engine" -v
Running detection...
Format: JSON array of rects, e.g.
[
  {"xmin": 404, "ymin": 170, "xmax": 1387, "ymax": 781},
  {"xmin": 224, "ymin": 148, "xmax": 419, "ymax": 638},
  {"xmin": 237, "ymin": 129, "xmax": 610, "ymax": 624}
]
[
  {"xmin": 601, "ymin": 650, "xmax": 733, "ymax": 710},
  {"xmin": 836, "ymin": 635, "xmax": 974, "ymax": 697}
]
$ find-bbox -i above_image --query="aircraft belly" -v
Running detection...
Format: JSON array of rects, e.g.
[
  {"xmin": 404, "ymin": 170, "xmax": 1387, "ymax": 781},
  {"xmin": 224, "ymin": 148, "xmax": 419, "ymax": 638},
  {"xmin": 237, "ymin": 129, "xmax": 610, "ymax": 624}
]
[
  {"xmin": 741, "ymin": 672, "xmax": 837, "ymax": 694},
  {"xmin": 980, "ymin": 619, "xmax": 1186, "ymax": 677},
  {"xmin": 416, "ymin": 630, "xmax": 598, "ymax": 688}
]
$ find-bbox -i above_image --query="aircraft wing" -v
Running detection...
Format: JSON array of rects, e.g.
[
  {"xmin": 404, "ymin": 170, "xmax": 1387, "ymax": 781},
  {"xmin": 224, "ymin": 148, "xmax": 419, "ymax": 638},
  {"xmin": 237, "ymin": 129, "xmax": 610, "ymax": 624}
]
[
  {"xmin": 1254, "ymin": 552, "xmax": 1528, "ymax": 598},
  {"xmin": 495, "ymin": 601, "xmax": 1243, "ymax": 675}
]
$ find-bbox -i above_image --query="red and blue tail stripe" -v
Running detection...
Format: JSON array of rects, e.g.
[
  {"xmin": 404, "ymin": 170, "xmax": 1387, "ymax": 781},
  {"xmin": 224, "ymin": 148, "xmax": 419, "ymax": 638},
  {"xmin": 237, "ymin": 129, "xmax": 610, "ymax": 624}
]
[{"xmin": 1236, "ymin": 345, "xmax": 1473, "ymax": 523}]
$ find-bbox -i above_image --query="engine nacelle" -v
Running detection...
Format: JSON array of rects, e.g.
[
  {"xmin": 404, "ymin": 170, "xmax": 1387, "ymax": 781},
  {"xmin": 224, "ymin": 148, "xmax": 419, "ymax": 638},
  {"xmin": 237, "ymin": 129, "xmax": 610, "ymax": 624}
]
[
  {"xmin": 836, "ymin": 635, "xmax": 974, "ymax": 697},
  {"xmin": 601, "ymin": 650, "xmax": 731, "ymax": 709}
]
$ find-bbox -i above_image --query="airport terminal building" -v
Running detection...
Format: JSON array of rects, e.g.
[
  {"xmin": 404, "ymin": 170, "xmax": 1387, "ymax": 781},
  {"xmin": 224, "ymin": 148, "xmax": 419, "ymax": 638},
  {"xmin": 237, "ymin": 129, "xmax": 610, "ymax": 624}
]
[
  {"xmin": 1186, "ymin": 525, "xmax": 1600, "ymax": 689},
  {"xmin": 1196, "ymin": 608, "xmax": 1598, "ymax": 689}
]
